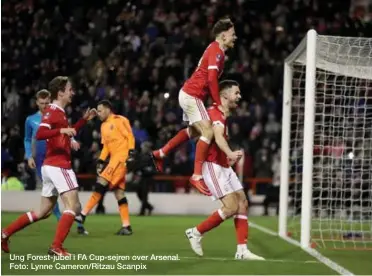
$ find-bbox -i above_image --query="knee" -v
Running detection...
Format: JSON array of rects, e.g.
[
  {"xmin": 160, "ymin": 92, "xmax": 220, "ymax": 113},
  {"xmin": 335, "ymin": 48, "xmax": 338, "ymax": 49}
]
[
  {"xmin": 201, "ymin": 126, "xmax": 214, "ymax": 140},
  {"xmin": 95, "ymin": 181, "xmax": 108, "ymax": 196},
  {"xmin": 238, "ymin": 198, "xmax": 248, "ymax": 214},
  {"xmin": 117, "ymin": 196, "xmax": 128, "ymax": 206}
]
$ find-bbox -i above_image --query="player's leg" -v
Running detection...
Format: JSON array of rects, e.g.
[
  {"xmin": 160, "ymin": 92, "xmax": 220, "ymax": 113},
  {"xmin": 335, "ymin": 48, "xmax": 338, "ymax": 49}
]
[
  {"xmin": 81, "ymin": 176, "xmax": 108, "ymax": 220},
  {"xmin": 1, "ymin": 174, "xmax": 57, "ymax": 253},
  {"xmin": 113, "ymin": 187, "xmax": 132, "ymax": 235},
  {"xmin": 80, "ymin": 160, "xmax": 115, "ymax": 220},
  {"xmin": 185, "ymin": 193, "xmax": 238, "ymax": 256},
  {"xmin": 47, "ymin": 167, "xmax": 81, "ymax": 256},
  {"xmin": 36, "ymin": 160, "xmax": 62, "ymax": 221},
  {"xmin": 185, "ymin": 162, "xmax": 237, "ymax": 256},
  {"xmin": 109, "ymin": 165, "xmax": 132, "ymax": 235},
  {"xmin": 232, "ymin": 181, "xmax": 264, "ymax": 260},
  {"xmin": 152, "ymin": 126, "xmax": 199, "ymax": 172},
  {"xmin": 178, "ymin": 90, "xmax": 213, "ymax": 190}
]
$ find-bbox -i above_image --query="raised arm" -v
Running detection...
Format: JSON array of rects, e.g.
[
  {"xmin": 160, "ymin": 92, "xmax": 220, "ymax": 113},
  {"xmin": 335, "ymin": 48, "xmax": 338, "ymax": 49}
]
[{"xmin": 207, "ymin": 48, "xmax": 222, "ymax": 106}]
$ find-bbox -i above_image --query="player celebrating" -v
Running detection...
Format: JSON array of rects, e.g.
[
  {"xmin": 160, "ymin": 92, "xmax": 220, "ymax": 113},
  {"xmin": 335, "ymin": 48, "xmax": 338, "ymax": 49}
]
[
  {"xmin": 80, "ymin": 100, "xmax": 135, "ymax": 235},
  {"xmin": 23, "ymin": 89, "xmax": 87, "ymax": 235},
  {"xmin": 1, "ymin": 76, "xmax": 96, "ymax": 255},
  {"xmin": 151, "ymin": 17, "xmax": 237, "ymax": 194},
  {"xmin": 185, "ymin": 80, "xmax": 264, "ymax": 260}
]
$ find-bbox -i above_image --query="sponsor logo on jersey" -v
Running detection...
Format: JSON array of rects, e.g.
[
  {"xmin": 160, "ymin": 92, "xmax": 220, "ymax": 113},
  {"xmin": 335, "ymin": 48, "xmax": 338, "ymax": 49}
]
[{"xmin": 216, "ymin": 54, "xmax": 222, "ymax": 61}]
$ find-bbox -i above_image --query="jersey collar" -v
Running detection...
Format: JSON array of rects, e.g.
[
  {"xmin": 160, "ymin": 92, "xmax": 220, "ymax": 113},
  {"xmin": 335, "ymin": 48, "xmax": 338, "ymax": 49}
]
[{"xmin": 49, "ymin": 103, "xmax": 65, "ymax": 113}]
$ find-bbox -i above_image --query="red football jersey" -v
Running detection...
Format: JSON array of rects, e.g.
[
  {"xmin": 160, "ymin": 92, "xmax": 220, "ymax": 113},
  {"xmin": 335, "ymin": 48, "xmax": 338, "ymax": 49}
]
[
  {"xmin": 37, "ymin": 103, "xmax": 86, "ymax": 169},
  {"xmin": 182, "ymin": 41, "xmax": 225, "ymax": 100},
  {"xmin": 206, "ymin": 105, "xmax": 229, "ymax": 168}
]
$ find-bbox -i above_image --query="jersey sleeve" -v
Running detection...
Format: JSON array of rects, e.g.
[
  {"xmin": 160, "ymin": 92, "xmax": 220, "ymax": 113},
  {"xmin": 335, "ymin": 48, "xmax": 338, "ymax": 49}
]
[
  {"xmin": 118, "ymin": 117, "xmax": 135, "ymax": 150},
  {"xmin": 207, "ymin": 46, "xmax": 223, "ymax": 71},
  {"xmin": 209, "ymin": 108, "xmax": 225, "ymax": 128},
  {"xmin": 24, "ymin": 117, "xmax": 33, "ymax": 159},
  {"xmin": 36, "ymin": 110, "xmax": 60, "ymax": 140},
  {"xmin": 116, "ymin": 117, "xmax": 135, "ymax": 160},
  {"xmin": 207, "ymin": 45, "xmax": 222, "ymax": 105}
]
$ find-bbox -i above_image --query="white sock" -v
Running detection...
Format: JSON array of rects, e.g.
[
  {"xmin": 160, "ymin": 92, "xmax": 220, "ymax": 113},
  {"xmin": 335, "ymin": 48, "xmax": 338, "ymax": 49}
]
[
  {"xmin": 193, "ymin": 227, "xmax": 201, "ymax": 236},
  {"xmin": 237, "ymin": 244, "xmax": 247, "ymax": 252}
]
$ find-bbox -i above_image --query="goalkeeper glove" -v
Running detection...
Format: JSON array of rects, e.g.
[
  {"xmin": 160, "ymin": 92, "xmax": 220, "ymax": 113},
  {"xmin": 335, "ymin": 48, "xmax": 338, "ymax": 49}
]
[{"xmin": 96, "ymin": 159, "xmax": 106, "ymax": 175}]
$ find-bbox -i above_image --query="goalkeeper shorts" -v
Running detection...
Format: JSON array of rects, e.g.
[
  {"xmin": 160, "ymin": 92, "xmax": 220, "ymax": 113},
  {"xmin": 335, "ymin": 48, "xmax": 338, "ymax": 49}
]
[{"xmin": 100, "ymin": 158, "xmax": 126, "ymax": 190}]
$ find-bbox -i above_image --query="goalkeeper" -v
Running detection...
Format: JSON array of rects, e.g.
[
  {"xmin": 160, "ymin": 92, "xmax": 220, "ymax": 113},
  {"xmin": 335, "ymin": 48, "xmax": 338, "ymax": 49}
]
[{"xmin": 80, "ymin": 100, "xmax": 135, "ymax": 235}]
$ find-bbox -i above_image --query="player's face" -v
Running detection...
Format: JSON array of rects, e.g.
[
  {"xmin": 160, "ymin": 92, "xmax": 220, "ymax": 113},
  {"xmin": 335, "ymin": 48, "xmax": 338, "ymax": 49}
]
[
  {"xmin": 227, "ymin": 86, "xmax": 241, "ymax": 109},
  {"xmin": 36, "ymin": 97, "xmax": 50, "ymax": 113},
  {"xmin": 97, "ymin": 105, "xmax": 110, "ymax": 121},
  {"xmin": 61, "ymin": 82, "xmax": 74, "ymax": 104},
  {"xmin": 223, "ymin": 27, "xmax": 237, "ymax": 49}
]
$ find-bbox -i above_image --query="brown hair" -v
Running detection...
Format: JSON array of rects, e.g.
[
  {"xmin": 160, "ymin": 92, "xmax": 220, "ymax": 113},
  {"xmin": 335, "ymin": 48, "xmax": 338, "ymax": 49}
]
[
  {"xmin": 219, "ymin": 79, "xmax": 239, "ymax": 95},
  {"xmin": 212, "ymin": 17, "xmax": 234, "ymax": 38},
  {"xmin": 36, "ymin": 89, "xmax": 50, "ymax": 99},
  {"xmin": 48, "ymin": 76, "xmax": 69, "ymax": 100}
]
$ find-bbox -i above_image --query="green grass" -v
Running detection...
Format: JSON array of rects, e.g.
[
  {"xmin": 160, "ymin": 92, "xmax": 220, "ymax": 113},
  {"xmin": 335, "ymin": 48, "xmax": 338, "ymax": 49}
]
[{"xmin": 1, "ymin": 213, "xmax": 371, "ymax": 275}]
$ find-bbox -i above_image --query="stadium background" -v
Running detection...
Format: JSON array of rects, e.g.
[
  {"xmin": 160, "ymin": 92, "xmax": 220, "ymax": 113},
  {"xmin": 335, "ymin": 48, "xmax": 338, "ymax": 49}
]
[{"xmin": 2, "ymin": 0, "xmax": 372, "ymax": 205}]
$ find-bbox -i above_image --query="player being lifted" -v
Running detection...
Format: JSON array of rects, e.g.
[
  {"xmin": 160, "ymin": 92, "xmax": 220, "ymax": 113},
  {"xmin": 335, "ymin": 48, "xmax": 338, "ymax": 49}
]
[
  {"xmin": 1, "ymin": 76, "xmax": 96, "ymax": 256},
  {"xmin": 79, "ymin": 100, "xmax": 135, "ymax": 235},
  {"xmin": 185, "ymin": 80, "xmax": 264, "ymax": 260},
  {"xmin": 23, "ymin": 89, "xmax": 87, "ymax": 235},
  {"xmin": 151, "ymin": 17, "xmax": 237, "ymax": 195}
]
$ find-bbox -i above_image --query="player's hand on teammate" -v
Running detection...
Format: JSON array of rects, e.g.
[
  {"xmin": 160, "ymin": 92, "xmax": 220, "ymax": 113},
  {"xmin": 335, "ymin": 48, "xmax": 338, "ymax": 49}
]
[
  {"xmin": 83, "ymin": 108, "xmax": 97, "ymax": 121},
  {"xmin": 71, "ymin": 140, "xmax": 80, "ymax": 151},
  {"xmin": 27, "ymin": 157, "xmax": 36, "ymax": 169},
  {"xmin": 60, "ymin": 128, "xmax": 77, "ymax": 137}
]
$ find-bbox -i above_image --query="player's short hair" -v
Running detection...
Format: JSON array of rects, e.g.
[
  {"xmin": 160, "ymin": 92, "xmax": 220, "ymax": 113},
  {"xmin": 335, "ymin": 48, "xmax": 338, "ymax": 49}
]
[
  {"xmin": 97, "ymin": 100, "xmax": 113, "ymax": 110},
  {"xmin": 212, "ymin": 17, "xmax": 234, "ymax": 38},
  {"xmin": 36, "ymin": 89, "xmax": 50, "ymax": 99},
  {"xmin": 219, "ymin": 80, "xmax": 239, "ymax": 94},
  {"xmin": 48, "ymin": 76, "xmax": 70, "ymax": 100}
]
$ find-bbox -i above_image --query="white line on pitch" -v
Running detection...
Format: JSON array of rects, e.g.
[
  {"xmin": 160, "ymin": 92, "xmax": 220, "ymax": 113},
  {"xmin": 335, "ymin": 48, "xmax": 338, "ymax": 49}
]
[
  {"xmin": 181, "ymin": 256, "xmax": 318, "ymax": 264},
  {"xmin": 248, "ymin": 221, "xmax": 354, "ymax": 275}
]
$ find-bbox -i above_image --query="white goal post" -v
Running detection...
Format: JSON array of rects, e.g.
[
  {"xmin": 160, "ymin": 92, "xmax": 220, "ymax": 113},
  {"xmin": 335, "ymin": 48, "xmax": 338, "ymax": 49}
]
[{"xmin": 279, "ymin": 29, "xmax": 372, "ymax": 249}]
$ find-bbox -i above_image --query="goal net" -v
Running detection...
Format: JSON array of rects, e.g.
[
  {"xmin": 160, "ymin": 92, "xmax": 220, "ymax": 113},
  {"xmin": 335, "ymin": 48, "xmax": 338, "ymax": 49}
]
[{"xmin": 279, "ymin": 30, "xmax": 372, "ymax": 250}]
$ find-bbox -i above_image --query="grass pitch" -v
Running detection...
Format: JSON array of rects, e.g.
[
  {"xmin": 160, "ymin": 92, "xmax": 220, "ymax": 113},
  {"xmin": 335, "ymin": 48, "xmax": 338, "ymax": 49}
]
[{"xmin": 1, "ymin": 213, "xmax": 371, "ymax": 275}]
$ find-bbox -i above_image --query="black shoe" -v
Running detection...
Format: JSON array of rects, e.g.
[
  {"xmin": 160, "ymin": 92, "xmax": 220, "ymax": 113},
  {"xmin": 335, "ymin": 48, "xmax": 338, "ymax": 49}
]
[
  {"xmin": 148, "ymin": 205, "xmax": 154, "ymax": 216},
  {"xmin": 75, "ymin": 214, "xmax": 86, "ymax": 224},
  {"xmin": 77, "ymin": 226, "xmax": 89, "ymax": 235},
  {"xmin": 115, "ymin": 226, "xmax": 133, "ymax": 236}
]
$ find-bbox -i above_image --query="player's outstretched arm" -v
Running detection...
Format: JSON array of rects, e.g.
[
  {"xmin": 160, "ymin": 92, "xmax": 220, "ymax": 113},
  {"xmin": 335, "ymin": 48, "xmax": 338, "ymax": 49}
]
[{"xmin": 72, "ymin": 108, "xmax": 97, "ymax": 132}]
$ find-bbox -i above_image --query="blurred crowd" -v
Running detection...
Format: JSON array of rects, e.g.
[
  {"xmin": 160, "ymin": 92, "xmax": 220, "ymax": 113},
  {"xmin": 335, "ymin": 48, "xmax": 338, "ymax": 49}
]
[{"xmin": 2, "ymin": 0, "xmax": 372, "ymax": 194}]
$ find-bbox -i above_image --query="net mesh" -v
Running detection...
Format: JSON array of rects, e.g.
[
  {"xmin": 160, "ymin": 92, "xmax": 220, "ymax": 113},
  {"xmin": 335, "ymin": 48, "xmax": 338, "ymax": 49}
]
[{"xmin": 287, "ymin": 35, "xmax": 372, "ymax": 249}]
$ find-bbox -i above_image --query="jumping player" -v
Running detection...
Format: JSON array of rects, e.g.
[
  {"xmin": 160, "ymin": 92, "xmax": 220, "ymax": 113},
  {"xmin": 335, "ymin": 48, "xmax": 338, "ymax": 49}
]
[
  {"xmin": 185, "ymin": 80, "xmax": 264, "ymax": 260},
  {"xmin": 23, "ymin": 89, "xmax": 87, "ymax": 235},
  {"xmin": 151, "ymin": 17, "xmax": 237, "ymax": 195},
  {"xmin": 2, "ymin": 76, "xmax": 96, "ymax": 255},
  {"xmin": 80, "ymin": 100, "xmax": 135, "ymax": 235}
]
